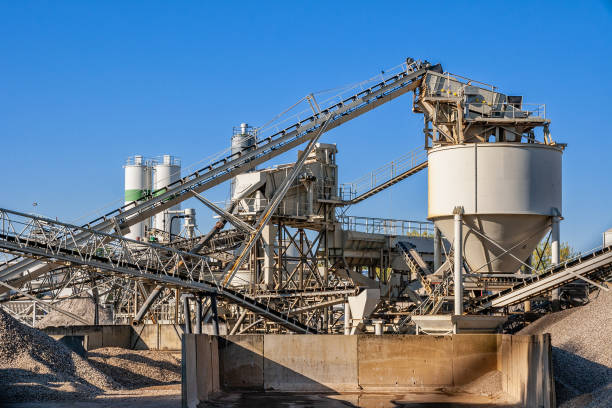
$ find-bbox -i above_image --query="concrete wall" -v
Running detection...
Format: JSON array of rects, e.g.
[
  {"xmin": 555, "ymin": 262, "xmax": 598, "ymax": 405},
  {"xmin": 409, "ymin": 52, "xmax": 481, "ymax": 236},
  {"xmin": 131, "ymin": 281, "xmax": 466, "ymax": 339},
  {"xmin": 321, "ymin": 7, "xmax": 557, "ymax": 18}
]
[
  {"xmin": 44, "ymin": 324, "xmax": 183, "ymax": 350},
  {"xmin": 500, "ymin": 334, "xmax": 555, "ymax": 408},
  {"xmin": 184, "ymin": 334, "xmax": 555, "ymax": 408},
  {"xmin": 182, "ymin": 334, "xmax": 220, "ymax": 408}
]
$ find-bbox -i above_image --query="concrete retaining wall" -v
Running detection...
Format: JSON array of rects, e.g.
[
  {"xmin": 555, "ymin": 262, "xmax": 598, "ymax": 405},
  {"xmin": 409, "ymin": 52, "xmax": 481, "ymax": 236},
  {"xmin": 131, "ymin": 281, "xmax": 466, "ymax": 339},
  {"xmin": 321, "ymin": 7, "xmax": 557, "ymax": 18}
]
[
  {"xmin": 184, "ymin": 333, "xmax": 555, "ymax": 407},
  {"xmin": 182, "ymin": 334, "xmax": 220, "ymax": 408},
  {"xmin": 44, "ymin": 324, "xmax": 183, "ymax": 350},
  {"xmin": 500, "ymin": 334, "xmax": 555, "ymax": 408}
]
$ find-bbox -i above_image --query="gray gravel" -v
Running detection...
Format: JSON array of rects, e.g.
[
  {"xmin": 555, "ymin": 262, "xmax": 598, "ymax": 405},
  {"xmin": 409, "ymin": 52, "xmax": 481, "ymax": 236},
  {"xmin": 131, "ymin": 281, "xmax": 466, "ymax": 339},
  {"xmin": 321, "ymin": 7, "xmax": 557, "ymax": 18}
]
[
  {"xmin": 519, "ymin": 289, "xmax": 612, "ymax": 408},
  {"xmin": 0, "ymin": 307, "xmax": 119, "ymax": 402},
  {"xmin": 35, "ymin": 297, "xmax": 113, "ymax": 328}
]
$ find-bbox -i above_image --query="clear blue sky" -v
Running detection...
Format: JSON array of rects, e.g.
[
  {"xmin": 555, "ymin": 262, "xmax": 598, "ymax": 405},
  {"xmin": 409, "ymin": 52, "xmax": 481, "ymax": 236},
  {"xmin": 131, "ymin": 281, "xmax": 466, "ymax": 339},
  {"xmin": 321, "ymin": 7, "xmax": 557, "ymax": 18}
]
[{"xmin": 1, "ymin": 1, "xmax": 611, "ymax": 251}]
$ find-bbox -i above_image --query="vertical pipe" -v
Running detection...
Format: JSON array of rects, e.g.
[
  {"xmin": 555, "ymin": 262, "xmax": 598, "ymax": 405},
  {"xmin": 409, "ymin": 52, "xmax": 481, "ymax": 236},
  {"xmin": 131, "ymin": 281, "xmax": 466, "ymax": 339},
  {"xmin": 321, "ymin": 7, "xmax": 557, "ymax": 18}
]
[
  {"xmin": 524, "ymin": 255, "xmax": 532, "ymax": 313},
  {"xmin": 182, "ymin": 296, "xmax": 191, "ymax": 334},
  {"xmin": 344, "ymin": 302, "xmax": 352, "ymax": 335},
  {"xmin": 211, "ymin": 296, "xmax": 219, "ymax": 336},
  {"xmin": 374, "ymin": 320, "xmax": 383, "ymax": 335},
  {"xmin": 551, "ymin": 216, "xmax": 561, "ymax": 311},
  {"xmin": 195, "ymin": 297, "xmax": 202, "ymax": 334},
  {"xmin": 453, "ymin": 207, "xmax": 464, "ymax": 316},
  {"xmin": 434, "ymin": 227, "xmax": 442, "ymax": 273}
]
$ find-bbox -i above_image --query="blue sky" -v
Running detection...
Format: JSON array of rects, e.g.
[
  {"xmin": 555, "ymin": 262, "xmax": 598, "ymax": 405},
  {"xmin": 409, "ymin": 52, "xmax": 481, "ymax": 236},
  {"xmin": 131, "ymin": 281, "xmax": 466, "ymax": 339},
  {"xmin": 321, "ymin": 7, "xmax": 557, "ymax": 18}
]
[{"xmin": 1, "ymin": 1, "xmax": 611, "ymax": 251}]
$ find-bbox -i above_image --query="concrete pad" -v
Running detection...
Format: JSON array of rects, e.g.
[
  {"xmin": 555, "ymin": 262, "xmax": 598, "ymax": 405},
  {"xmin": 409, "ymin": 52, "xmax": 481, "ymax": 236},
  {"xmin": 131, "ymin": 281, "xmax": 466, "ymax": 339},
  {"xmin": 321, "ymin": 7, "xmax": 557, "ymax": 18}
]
[
  {"xmin": 219, "ymin": 335, "xmax": 264, "ymax": 390},
  {"xmin": 263, "ymin": 335, "xmax": 358, "ymax": 392},
  {"xmin": 358, "ymin": 335, "xmax": 453, "ymax": 389}
]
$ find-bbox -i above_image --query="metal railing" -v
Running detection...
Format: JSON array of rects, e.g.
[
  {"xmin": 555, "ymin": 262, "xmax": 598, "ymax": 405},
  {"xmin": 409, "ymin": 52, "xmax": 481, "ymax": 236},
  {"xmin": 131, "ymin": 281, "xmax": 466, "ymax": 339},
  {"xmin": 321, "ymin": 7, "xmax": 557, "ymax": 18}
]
[
  {"xmin": 339, "ymin": 147, "xmax": 427, "ymax": 201},
  {"xmin": 338, "ymin": 215, "xmax": 433, "ymax": 237},
  {"xmin": 465, "ymin": 103, "xmax": 546, "ymax": 119}
]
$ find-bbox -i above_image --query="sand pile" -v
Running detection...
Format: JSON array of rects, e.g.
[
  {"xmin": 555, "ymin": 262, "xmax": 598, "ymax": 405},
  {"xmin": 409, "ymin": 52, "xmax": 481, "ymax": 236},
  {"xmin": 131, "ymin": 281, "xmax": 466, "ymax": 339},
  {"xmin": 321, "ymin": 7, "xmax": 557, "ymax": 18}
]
[
  {"xmin": 519, "ymin": 289, "xmax": 612, "ymax": 408},
  {"xmin": 88, "ymin": 347, "xmax": 181, "ymax": 389},
  {"xmin": 35, "ymin": 297, "xmax": 114, "ymax": 328},
  {"xmin": 0, "ymin": 307, "xmax": 119, "ymax": 402}
]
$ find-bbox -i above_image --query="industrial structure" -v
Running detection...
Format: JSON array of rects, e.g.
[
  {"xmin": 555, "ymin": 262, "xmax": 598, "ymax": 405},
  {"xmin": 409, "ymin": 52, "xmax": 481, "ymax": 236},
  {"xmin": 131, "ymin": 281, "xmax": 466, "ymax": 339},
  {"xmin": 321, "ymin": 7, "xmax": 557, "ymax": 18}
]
[{"xmin": 0, "ymin": 57, "xmax": 610, "ymax": 337}]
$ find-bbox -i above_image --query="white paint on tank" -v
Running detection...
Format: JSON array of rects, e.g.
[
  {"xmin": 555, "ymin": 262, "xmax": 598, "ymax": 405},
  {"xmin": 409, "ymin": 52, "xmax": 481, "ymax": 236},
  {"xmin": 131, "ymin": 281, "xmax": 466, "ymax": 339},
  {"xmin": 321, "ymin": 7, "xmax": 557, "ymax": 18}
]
[
  {"xmin": 153, "ymin": 155, "xmax": 181, "ymax": 237},
  {"xmin": 428, "ymin": 143, "xmax": 563, "ymax": 274},
  {"xmin": 124, "ymin": 155, "xmax": 152, "ymax": 241}
]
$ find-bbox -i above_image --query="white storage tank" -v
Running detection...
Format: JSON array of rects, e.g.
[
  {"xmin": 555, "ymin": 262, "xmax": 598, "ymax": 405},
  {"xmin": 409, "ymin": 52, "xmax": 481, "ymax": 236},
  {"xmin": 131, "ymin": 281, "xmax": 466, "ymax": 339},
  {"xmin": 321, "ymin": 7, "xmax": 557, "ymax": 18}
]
[
  {"xmin": 124, "ymin": 155, "xmax": 152, "ymax": 241},
  {"xmin": 230, "ymin": 123, "xmax": 256, "ymax": 198},
  {"xmin": 428, "ymin": 143, "xmax": 563, "ymax": 274},
  {"xmin": 153, "ymin": 155, "xmax": 181, "ymax": 237}
]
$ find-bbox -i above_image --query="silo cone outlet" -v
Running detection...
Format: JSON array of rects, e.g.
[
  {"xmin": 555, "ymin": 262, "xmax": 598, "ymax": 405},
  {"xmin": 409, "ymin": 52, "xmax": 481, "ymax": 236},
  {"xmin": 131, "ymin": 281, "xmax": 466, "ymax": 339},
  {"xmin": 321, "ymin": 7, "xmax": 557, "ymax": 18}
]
[
  {"xmin": 433, "ymin": 214, "xmax": 550, "ymax": 274},
  {"xmin": 427, "ymin": 142, "xmax": 563, "ymax": 275}
]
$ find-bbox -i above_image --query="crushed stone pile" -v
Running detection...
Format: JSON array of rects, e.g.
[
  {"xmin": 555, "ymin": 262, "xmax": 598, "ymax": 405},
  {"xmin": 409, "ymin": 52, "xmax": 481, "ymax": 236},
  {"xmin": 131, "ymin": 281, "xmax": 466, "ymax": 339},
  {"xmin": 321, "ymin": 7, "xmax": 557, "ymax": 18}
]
[
  {"xmin": 35, "ymin": 297, "xmax": 113, "ymax": 328},
  {"xmin": 88, "ymin": 347, "xmax": 181, "ymax": 389},
  {"xmin": 519, "ymin": 289, "xmax": 612, "ymax": 408},
  {"xmin": 0, "ymin": 307, "xmax": 119, "ymax": 402}
]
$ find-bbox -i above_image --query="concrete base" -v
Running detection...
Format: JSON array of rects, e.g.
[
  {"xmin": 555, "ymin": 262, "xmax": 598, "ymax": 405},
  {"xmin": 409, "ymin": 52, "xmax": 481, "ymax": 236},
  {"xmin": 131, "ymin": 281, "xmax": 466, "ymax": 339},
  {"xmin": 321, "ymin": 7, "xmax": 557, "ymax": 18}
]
[
  {"xmin": 184, "ymin": 333, "xmax": 554, "ymax": 408},
  {"xmin": 412, "ymin": 315, "xmax": 508, "ymax": 334}
]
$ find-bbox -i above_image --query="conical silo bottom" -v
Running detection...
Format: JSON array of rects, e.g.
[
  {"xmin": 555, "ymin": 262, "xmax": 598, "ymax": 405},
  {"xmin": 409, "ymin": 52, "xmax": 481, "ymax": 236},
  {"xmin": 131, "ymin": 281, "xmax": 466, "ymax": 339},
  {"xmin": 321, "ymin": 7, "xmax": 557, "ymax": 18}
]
[{"xmin": 433, "ymin": 214, "xmax": 551, "ymax": 274}]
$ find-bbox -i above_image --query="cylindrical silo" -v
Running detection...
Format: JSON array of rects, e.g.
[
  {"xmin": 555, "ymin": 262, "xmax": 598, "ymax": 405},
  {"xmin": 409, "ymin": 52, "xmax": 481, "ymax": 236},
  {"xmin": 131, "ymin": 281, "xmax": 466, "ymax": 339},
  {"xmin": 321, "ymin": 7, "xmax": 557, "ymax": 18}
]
[
  {"xmin": 124, "ymin": 155, "xmax": 152, "ymax": 241},
  {"xmin": 428, "ymin": 143, "xmax": 563, "ymax": 274},
  {"xmin": 154, "ymin": 155, "xmax": 181, "ymax": 237},
  {"xmin": 230, "ymin": 123, "xmax": 255, "ymax": 199}
]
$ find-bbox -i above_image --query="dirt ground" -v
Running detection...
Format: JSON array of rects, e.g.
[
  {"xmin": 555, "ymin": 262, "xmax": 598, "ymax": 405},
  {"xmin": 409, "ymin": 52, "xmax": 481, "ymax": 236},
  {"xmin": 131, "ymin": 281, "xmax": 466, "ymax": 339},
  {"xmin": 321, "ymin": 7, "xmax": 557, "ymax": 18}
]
[{"xmin": 2, "ymin": 384, "xmax": 181, "ymax": 408}]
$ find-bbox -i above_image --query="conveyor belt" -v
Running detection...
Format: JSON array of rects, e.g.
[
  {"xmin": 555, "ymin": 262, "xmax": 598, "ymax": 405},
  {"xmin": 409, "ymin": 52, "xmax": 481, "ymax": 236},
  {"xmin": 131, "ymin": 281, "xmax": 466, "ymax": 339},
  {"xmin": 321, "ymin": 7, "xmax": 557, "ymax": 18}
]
[{"xmin": 469, "ymin": 245, "xmax": 612, "ymax": 311}]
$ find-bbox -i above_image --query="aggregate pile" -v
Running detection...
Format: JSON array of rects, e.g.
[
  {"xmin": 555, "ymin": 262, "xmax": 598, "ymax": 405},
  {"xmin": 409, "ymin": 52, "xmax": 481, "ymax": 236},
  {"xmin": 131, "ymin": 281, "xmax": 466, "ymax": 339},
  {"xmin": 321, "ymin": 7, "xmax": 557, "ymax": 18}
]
[
  {"xmin": 35, "ymin": 297, "xmax": 113, "ymax": 328},
  {"xmin": 88, "ymin": 347, "xmax": 181, "ymax": 389},
  {"xmin": 519, "ymin": 289, "xmax": 612, "ymax": 408},
  {"xmin": 0, "ymin": 307, "xmax": 118, "ymax": 402}
]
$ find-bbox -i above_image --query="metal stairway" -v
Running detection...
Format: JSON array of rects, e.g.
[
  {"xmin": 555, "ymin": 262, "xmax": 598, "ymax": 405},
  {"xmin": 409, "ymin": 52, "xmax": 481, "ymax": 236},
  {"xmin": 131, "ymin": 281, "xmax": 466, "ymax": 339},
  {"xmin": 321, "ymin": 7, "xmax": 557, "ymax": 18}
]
[
  {"xmin": 0, "ymin": 208, "xmax": 315, "ymax": 333},
  {"xmin": 342, "ymin": 147, "xmax": 428, "ymax": 205},
  {"xmin": 0, "ymin": 59, "xmax": 435, "ymax": 290},
  {"xmin": 469, "ymin": 245, "xmax": 612, "ymax": 311},
  {"xmin": 397, "ymin": 241, "xmax": 433, "ymax": 295}
]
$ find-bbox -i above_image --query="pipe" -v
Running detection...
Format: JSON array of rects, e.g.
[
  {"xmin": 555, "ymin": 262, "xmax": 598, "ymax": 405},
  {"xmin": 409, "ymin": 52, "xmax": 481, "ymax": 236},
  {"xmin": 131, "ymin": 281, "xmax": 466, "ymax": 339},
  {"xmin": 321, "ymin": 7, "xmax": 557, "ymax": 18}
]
[
  {"xmin": 434, "ymin": 227, "xmax": 442, "ymax": 273},
  {"xmin": 134, "ymin": 286, "xmax": 163, "ymax": 323},
  {"xmin": 344, "ymin": 302, "xmax": 352, "ymax": 335},
  {"xmin": 195, "ymin": 297, "xmax": 202, "ymax": 334},
  {"xmin": 551, "ymin": 215, "xmax": 561, "ymax": 311},
  {"xmin": 229, "ymin": 309, "xmax": 247, "ymax": 335},
  {"xmin": 373, "ymin": 320, "xmax": 383, "ymax": 335},
  {"xmin": 453, "ymin": 206, "xmax": 464, "ymax": 316},
  {"xmin": 211, "ymin": 296, "xmax": 219, "ymax": 336},
  {"xmin": 183, "ymin": 295, "xmax": 192, "ymax": 334}
]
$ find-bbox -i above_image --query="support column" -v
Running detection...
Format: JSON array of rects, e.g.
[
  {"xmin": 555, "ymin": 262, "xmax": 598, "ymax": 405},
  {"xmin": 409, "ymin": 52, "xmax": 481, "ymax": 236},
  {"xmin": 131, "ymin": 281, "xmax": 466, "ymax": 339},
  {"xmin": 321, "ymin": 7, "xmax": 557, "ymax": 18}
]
[
  {"xmin": 524, "ymin": 255, "xmax": 532, "ymax": 313},
  {"xmin": 262, "ymin": 225, "xmax": 277, "ymax": 289},
  {"xmin": 211, "ymin": 296, "xmax": 219, "ymax": 336},
  {"xmin": 453, "ymin": 206, "xmax": 464, "ymax": 316},
  {"xmin": 434, "ymin": 227, "xmax": 442, "ymax": 273},
  {"xmin": 344, "ymin": 302, "xmax": 352, "ymax": 335},
  {"xmin": 194, "ymin": 297, "xmax": 202, "ymax": 334},
  {"xmin": 551, "ymin": 215, "xmax": 561, "ymax": 311},
  {"xmin": 182, "ymin": 295, "xmax": 191, "ymax": 334}
]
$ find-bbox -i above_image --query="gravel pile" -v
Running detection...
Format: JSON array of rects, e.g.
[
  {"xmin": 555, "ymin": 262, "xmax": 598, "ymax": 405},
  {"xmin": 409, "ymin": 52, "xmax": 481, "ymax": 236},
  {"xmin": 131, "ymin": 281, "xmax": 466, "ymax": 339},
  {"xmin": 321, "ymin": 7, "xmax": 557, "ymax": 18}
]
[
  {"xmin": 88, "ymin": 347, "xmax": 181, "ymax": 389},
  {"xmin": 519, "ymin": 289, "xmax": 612, "ymax": 408},
  {"xmin": 0, "ymin": 307, "xmax": 119, "ymax": 402},
  {"xmin": 35, "ymin": 297, "xmax": 113, "ymax": 328},
  {"xmin": 461, "ymin": 370, "xmax": 503, "ymax": 397}
]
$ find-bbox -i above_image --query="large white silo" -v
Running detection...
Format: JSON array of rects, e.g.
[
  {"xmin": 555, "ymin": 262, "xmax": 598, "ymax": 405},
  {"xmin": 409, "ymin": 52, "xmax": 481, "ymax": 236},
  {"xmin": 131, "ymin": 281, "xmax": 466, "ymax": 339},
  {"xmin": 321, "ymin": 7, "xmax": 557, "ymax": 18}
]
[
  {"xmin": 428, "ymin": 143, "xmax": 563, "ymax": 274},
  {"xmin": 124, "ymin": 155, "xmax": 152, "ymax": 241},
  {"xmin": 153, "ymin": 155, "xmax": 181, "ymax": 237}
]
